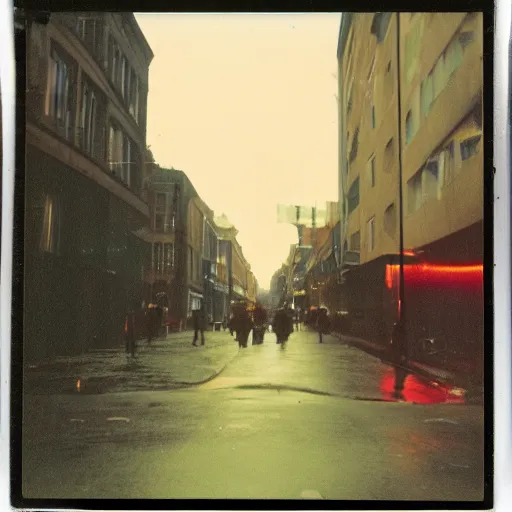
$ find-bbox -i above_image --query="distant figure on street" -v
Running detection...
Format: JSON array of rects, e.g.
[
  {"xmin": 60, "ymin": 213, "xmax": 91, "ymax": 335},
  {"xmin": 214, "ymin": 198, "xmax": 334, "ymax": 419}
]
[
  {"xmin": 155, "ymin": 304, "xmax": 163, "ymax": 338},
  {"xmin": 192, "ymin": 303, "xmax": 207, "ymax": 346},
  {"xmin": 316, "ymin": 308, "xmax": 330, "ymax": 344},
  {"xmin": 236, "ymin": 304, "xmax": 253, "ymax": 348},
  {"xmin": 125, "ymin": 304, "xmax": 136, "ymax": 357},
  {"xmin": 146, "ymin": 304, "xmax": 160, "ymax": 346},
  {"xmin": 252, "ymin": 302, "xmax": 268, "ymax": 345},
  {"xmin": 294, "ymin": 309, "xmax": 301, "ymax": 331},
  {"xmin": 273, "ymin": 304, "xmax": 293, "ymax": 345},
  {"xmin": 223, "ymin": 315, "xmax": 228, "ymax": 331},
  {"xmin": 228, "ymin": 313, "xmax": 235, "ymax": 337}
]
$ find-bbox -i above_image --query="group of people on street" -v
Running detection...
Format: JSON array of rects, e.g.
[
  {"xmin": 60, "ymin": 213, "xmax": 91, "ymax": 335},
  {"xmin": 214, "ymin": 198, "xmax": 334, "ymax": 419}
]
[
  {"xmin": 124, "ymin": 301, "xmax": 164, "ymax": 357},
  {"xmin": 125, "ymin": 297, "xmax": 334, "ymax": 358},
  {"xmin": 228, "ymin": 302, "xmax": 254, "ymax": 348}
]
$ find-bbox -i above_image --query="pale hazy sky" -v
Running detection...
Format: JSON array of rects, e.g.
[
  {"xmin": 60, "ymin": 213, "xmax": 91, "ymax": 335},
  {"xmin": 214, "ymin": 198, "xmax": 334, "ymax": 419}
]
[{"xmin": 135, "ymin": 13, "xmax": 341, "ymax": 289}]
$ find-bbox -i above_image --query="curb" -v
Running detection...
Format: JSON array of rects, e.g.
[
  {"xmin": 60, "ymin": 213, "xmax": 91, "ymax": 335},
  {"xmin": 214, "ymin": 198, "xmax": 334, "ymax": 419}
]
[
  {"xmin": 174, "ymin": 344, "xmax": 240, "ymax": 388},
  {"xmin": 24, "ymin": 339, "xmax": 240, "ymax": 396}
]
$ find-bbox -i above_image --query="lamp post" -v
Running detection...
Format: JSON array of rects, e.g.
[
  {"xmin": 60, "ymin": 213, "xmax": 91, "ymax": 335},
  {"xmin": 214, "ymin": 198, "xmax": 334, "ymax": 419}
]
[{"xmin": 394, "ymin": 12, "xmax": 408, "ymax": 396}]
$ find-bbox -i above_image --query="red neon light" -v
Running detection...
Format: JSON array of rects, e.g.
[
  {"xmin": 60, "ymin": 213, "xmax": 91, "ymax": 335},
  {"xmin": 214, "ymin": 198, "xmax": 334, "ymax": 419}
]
[
  {"xmin": 388, "ymin": 263, "xmax": 483, "ymax": 274},
  {"xmin": 385, "ymin": 263, "xmax": 483, "ymax": 294},
  {"xmin": 385, "ymin": 265, "xmax": 393, "ymax": 289}
]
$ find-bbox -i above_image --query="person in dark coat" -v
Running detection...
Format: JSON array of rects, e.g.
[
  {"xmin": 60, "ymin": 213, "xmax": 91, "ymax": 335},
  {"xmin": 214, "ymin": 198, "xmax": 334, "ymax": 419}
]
[
  {"xmin": 192, "ymin": 303, "xmax": 207, "ymax": 346},
  {"xmin": 273, "ymin": 305, "xmax": 293, "ymax": 345},
  {"xmin": 146, "ymin": 304, "xmax": 159, "ymax": 346},
  {"xmin": 294, "ymin": 309, "xmax": 301, "ymax": 331},
  {"xmin": 252, "ymin": 303, "xmax": 268, "ymax": 344},
  {"xmin": 155, "ymin": 304, "xmax": 163, "ymax": 338},
  {"xmin": 125, "ymin": 305, "xmax": 136, "ymax": 357},
  {"xmin": 236, "ymin": 305, "xmax": 253, "ymax": 348},
  {"xmin": 316, "ymin": 308, "xmax": 331, "ymax": 343}
]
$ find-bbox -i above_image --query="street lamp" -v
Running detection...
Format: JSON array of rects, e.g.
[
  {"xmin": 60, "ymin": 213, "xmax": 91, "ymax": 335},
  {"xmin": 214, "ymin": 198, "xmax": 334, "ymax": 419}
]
[{"xmin": 394, "ymin": 12, "xmax": 408, "ymax": 396}]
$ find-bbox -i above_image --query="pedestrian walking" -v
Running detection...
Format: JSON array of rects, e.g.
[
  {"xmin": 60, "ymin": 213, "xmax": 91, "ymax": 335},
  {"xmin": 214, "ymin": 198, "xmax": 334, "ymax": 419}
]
[
  {"xmin": 273, "ymin": 304, "xmax": 293, "ymax": 345},
  {"xmin": 146, "ymin": 304, "xmax": 159, "ymax": 346},
  {"xmin": 192, "ymin": 302, "xmax": 207, "ymax": 346},
  {"xmin": 252, "ymin": 302, "xmax": 268, "ymax": 345},
  {"xmin": 236, "ymin": 304, "xmax": 253, "ymax": 348},
  {"xmin": 316, "ymin": 308, "xmax": 330, "ymax": 343},
  {"xmin": 294, "ymin": 309, "xmax": 301, "ymax": 331},
  {"xmin": 125, "ymin": 304, "xmax": 136, "ymax": 357}
]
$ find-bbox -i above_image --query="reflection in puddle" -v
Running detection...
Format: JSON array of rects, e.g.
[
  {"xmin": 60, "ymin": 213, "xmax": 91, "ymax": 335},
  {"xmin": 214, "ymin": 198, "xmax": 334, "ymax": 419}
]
[{"xmin": 380, "ymin": 369, "xmax": 465, "ymax": 404}]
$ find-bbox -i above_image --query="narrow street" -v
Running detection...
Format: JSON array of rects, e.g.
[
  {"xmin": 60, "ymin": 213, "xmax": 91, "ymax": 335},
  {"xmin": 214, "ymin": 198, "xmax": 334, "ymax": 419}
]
[{"xmin": 22, "ymin": 329, "xmax": 484, "ymax": 501}]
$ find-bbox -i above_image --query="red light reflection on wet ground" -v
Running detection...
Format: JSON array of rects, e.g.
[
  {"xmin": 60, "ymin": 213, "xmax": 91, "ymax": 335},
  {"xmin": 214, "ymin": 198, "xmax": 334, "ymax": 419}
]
[{"xmin": 380, "ymin": 369, "xmax": 465, "ymax": 404}]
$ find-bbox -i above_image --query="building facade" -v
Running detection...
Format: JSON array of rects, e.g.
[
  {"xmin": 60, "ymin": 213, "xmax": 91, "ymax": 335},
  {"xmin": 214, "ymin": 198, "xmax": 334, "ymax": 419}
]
[
  {"xmin": 25, "ymin": 12, "xmax": 153, "ymax": 360},
  {"xmin": 142, "ymin": 167, "xmax": 206, "ymax": 327},
  {"xmin": 214, "ymin": 214, "xmax": 253, "ymax": 310},
  {"xmin": 337, "ymin": 12, "xmax": 483, "ymax": 265},
  {"xmin": 202, "ymin": 215, "xmax": 219, "ymax": 323},
  {"xmin": 400, "ymin": 12, "xmax": 483, "ymax": 262}
]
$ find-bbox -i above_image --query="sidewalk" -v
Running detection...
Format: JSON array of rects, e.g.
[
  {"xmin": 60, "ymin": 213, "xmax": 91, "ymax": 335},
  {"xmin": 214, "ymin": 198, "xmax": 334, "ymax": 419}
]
[
  {"xmin": 331, "ymin": 331, "xmax": 484, "ymax": 401},
  {"xmin": 24, "ymin": 330, "xmax": 240, "ymax": 395}
]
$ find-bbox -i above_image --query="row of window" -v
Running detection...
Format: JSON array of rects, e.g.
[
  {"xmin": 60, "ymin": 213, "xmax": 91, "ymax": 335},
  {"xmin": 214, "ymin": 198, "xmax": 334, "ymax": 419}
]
[
  {"xmin": 45, "ymin": 45, "xmax": 141, "ymax": 191},
  {"xmin": 152, "ymin": 242, "xmax": 175, "ymax": 273},
  {"xmin": 405, "ymin": 23, "xmax": 475, "ymax": 145},
  {"xmin": 107, "ymin": 122, "xmax": 139, "ymax": 189},
  {"xmin": 348, "ymin": 217, "xmax": 376, "ymax": 253},
  {"xmin": 72, "ymin": 15, "xmax": 142, "ymax": 124},
  {"xmin": 348, "ymin": 206, "xmax": 396, "ymax": 256},
  {"xmin": 406, "ymin": 132, "xmax": 481, "ymax": 215},
  {"xmin": 107, "ymin": 32, "xmax": 141, "ymax": 123},
  {"xmin": 347, "ymin": 137, "xmax": 395, "ymax": 216},
  {"xmin": 188, "ymin": 247, "xmax": 202, "ymax": 283}
]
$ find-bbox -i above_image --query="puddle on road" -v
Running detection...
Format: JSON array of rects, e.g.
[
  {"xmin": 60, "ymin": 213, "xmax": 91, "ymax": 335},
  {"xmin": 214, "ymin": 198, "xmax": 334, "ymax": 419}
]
[{"xmin": 200, "ymin": 371, "xmax": 470, "ymax": 405}]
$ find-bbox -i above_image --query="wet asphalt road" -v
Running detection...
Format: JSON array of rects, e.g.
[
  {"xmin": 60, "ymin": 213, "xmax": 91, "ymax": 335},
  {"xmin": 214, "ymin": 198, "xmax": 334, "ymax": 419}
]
[{"xmin": 22, "ymin": 329, "xmax": 485, "ymax": 501}]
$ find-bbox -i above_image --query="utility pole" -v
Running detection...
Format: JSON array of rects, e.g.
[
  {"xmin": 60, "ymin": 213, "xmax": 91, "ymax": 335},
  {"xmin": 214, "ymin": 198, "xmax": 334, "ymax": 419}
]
[{"xmin": 394, "ymin": 12, "xmax": 408, "ymax": 396}]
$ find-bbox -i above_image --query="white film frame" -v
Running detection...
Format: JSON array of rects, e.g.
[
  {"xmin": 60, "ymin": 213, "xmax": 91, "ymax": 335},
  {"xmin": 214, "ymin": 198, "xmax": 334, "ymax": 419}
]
[{"xmin": 0, "ymin": 2, "xmax": 509, "ymax": 511}]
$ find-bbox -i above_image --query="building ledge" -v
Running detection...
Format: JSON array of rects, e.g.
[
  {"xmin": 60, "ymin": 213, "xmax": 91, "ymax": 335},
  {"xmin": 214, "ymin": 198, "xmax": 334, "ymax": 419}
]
[{"xmin": 27, "ymin": 122, "xmax": 149, "ymax": 217}]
